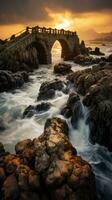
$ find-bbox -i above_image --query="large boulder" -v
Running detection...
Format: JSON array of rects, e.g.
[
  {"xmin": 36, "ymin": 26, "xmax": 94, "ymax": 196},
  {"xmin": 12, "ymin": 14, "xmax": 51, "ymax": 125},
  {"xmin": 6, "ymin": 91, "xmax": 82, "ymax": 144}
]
[
  {"xmin": 37, "ymin": 79, "xmax": 66, "ymax": 101},
  {"xmin": 54, "ymin": 63, "xmax": 72, "ymax": 75},
  {"xmin": 0, "ymin": 118, "xmax": 97, "ymax": 200},
  {"xmin": 74, "ymin": 55, "xmax": 100, "ymax": 66},
  {"xmin": 0, "ymin": 70, "xmax": 29, "ymax": 93},
  {"xmin": 34, "ymin": 117, "xmax": 96, "ymax": 199}
]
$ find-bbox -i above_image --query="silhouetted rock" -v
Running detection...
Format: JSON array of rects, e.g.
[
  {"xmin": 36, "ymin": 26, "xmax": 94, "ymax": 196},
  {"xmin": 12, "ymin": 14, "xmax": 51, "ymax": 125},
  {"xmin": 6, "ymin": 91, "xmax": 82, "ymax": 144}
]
[
  {"xmin": 80, "ymin": 40, "xmax": 89, "ymax": 55},
  {"xmin": 54, "ymin": 63, "xmax": 72, "ymax": 75},
  {"xmin": 23, "ymin": 102, "xmax": 51, "ymax": 118},
  {"xmin": 108, "ymin": 54, "xmax": 112, "ymax": 62},
  {"xmin": 74, "ymin": 54, "xmax": 100, "ymax": 66},
  {"xmin": 90, "ymin": 47, "xmax": 105, "ymax": 56}
]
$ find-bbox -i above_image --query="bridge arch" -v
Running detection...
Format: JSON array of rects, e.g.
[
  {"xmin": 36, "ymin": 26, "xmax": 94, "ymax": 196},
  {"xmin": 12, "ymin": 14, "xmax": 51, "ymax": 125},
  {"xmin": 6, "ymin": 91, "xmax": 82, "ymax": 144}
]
[
  {"xmin": 51, "ymin": 38, "xmax": 72, "ymax": 61},
  {"xmin": 31, "ymin": 40, "xmax": 49, "ymax": 64}
]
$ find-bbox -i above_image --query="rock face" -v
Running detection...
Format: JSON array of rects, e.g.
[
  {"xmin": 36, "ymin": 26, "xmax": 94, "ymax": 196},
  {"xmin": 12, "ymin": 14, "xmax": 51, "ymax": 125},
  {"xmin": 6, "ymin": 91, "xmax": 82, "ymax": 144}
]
[
  {"xmin": 54, "ymin": 63, "xmax": 72, "ymax": 75},
  {"xmin": 0, "ymin": 45, "xmax": 39, "ymax": 73},
  {"xmin": 23, "ymin": 102, "xmax": 51, "ymax": 118},
  {"xmin": 0, "ymin": 70, "xmax": 29, "ymax": 93},
  {"xmin": 0, "ymin": 117, "xmax": 96, "ymax": 200},
  {"xmin": 67, "ymin": 63, "xmax": 112, "ymax": 151},
  {"xmin": 61, "ymin": 92, "xmax": 84, "ymax": 128},
  {"xmin": 37, "ymin": 79, "xmax": 66, "ymax": 100}
]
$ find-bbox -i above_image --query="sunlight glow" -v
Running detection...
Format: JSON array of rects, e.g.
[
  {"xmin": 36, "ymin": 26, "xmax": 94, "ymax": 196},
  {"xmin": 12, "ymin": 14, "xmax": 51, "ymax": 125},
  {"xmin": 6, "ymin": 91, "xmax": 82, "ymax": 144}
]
[
  {"xmin": 55, "ymin": 18, "xmax": 71, "ymax": 30},
  {"xmin": 51, "ymin": 41, "xmax": 62, "ymax": 64}
]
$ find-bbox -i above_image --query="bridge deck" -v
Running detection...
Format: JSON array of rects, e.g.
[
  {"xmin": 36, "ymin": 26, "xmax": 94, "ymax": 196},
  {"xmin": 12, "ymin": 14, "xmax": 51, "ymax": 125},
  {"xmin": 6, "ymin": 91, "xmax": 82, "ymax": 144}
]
[{"xmin": 0, "ymin": 26, "xmax": 77, "ymax": 58}]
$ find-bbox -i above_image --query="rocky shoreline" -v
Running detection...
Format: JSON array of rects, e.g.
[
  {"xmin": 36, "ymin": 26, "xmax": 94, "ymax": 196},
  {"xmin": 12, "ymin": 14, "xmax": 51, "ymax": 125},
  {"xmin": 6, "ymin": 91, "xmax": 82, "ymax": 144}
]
[
  {"xmin": 0, "ymin": 117, "xmax": 96, "ymax": 200},
  {"xmin": 0, "ymin": 39, "xmax": 112, "ymax": 199}
]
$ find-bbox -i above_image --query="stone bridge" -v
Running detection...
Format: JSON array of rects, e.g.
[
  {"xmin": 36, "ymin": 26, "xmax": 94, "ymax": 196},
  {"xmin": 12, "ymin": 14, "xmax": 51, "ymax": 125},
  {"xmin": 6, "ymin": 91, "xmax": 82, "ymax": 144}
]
[{"xmin": 0, "ymin": 26, "xmax": 80, "ymax": 66}]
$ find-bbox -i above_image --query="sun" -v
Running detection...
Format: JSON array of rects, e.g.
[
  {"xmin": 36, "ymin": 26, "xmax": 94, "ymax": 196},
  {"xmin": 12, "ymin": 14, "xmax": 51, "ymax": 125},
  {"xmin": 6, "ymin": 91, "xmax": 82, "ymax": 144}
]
[{"xmin": 55, "ymin": 18, "xmax": 71, "ymax": 30}]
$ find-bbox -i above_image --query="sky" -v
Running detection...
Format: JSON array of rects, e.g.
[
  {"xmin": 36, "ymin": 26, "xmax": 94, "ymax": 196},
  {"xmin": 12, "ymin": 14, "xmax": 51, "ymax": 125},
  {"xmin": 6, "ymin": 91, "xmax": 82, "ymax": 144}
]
[{"xmin": 0, "ymin": 0, "xmax": 112, "ymax": 39}]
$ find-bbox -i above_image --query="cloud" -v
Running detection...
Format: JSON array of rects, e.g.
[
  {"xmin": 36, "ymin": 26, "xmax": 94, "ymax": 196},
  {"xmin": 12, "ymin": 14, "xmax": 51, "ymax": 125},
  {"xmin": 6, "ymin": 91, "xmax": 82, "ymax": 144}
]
[
  {"xmin": 0, "ymin": 0, "xmax": 49, "ymax": 24},
  {"xmin": 0, "ymin": 0, "xmax": 112, "ymax": 25}
]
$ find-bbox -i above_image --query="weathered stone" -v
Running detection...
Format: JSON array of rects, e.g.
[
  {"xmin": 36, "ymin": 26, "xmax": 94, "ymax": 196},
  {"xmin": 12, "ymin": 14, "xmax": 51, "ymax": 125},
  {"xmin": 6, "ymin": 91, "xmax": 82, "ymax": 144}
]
[
  {"xmin": 23, "ymin": 102, "xmax": 51, "ymax": 118},
  {"xmin": 20, "ymin": 191, "xmax": 40, "ymax": 200},
  {"xmin": 37, "ymin": 79, "xmax": 65, "ymax": 100},
  {"xmin": 0, "ymin": 70, "xmax": 29, "ymax": 93},
  {"xmin": 0, "ymin": 142, "xmax": 5, "ymax": 155},
  {"xmin": 28, "ymin": 170, "xmax": 40, "ymax": 190},
  {"xmin": 68, "ymin": 63, "xmax": 112, "ymax": 150},
  {"xmin": 54, "ymin": 63, "xmax": 72, "ymax": 75},
  {"xmin": 0, "ymin": 26, "xmax": 80, "ymax": 66},
  {"xmin": 0, "ymin": 167, "xmax": 6, "ymax": 187},
  {"xmin": 2, "ymin": 174, "xmax": 20, "ymax": 200},
  {"xmin": 15, "ymin": 139, "xmax": 32, "ymax": 154},
  {"xmin": 74, "ymin": 54, "xmax": 100, "ymax": 66},
  {"xmin": 90, "ymin": 47, "xmax": 105, "ymax": 56},
  {"xmin": 61, "ymin": 92, "xmax": 83, "ymax": 128},
  {"xmin": 0, "ymin": 117, "xmax": 96, "ymax": 200}
]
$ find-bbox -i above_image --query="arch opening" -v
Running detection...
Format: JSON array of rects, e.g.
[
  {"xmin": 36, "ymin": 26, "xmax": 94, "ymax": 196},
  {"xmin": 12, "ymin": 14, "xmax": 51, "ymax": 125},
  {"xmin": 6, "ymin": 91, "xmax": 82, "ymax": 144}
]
[
  {"xmin": 51, "ymin": 39, "xmax": 71, "ymax": 64},
  {"xmin": 32, "ymin": 41, "xmax": 48, "ymax": 64},
  {"xmin": 51, "ymin": 41, "xmax": 62, "ymax": 64}
]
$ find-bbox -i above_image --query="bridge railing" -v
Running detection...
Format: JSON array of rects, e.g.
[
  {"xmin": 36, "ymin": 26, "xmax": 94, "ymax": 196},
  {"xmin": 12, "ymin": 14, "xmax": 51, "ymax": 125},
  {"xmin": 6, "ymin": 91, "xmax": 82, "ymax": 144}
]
[
  {"xmin": 31, "ymin": 26, "xmax": 76, "ymax": 36},
  {"xmin": 0, "ymin": 26, "xmax": 77, "ymax": 54}
]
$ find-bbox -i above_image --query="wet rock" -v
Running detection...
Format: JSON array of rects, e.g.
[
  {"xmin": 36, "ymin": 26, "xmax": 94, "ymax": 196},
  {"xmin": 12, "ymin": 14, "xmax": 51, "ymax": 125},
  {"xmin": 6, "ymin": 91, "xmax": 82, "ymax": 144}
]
[
  {"xmin": 108, "ymin": 54, "xmax": 112, "ymax": 62},
  {"xmin": 90, "ymin": 47, "xmax": 105, "ymax": 56},
  {"xmin": 0, "ymin": 70, "xmax": 29, "ymax": 93},
  {"xmin": 61, "ymin": 92, "xmax": 84, "ymax": 128},
  {"xmin": 0, "ymin": 167, "xmax": 6, "ymax": 187},
  {"xmin": 2, "ymin": 174, "xmax": 20, "ymax": 200},
  {"xmin": 0, "ymin": 117, "xmax": 7, "ymax": 132},
  {"xmin": 28, "ymin": 170, "xmax": 40, "ymax": 190},
  {"xmin": 71, "ymin": 100, "xmax": 84, "ymax": 129},
  {"xmin": 68, "ymin": 63, "xmax": 112, "ymax": 150},
  {"xmin": 23, "ymin": 102, "xmax": 51, "ymax": 118},
  {"xmin": 83, "ymin": 82, "xmax": 112, "ymax": 151},
  {"xmin": 34, "ymin": 117, "xmax": 96, "ymax": 199},
  {"xmin": 16, "ymin": 164, "xmax": 30, "ymax": 190},
  {"xmin": 37, "ymin": 79, "xmax": 65, "ymax": 100},
  {"xmin": 74, "ymin": 54, "xmax": 100, "ymax": 66},
  {"xmin": 15, "ymin": 139, "xmax": 32, "ymax": 154},
  {"xmin": 15, "ymin": 140, "xmax": 35, "ymax": 168},
  {"xmin": 54, "ymin": 63, "xmax": 72, "ymax": 75},
  {"xmin": 4, "ymin": 154, "xmax": 21, "ymax": 175},
  {"xmin": 0, "ymin": 117, "xmax": 96, "ymax": 200},
  {"xmin": 0, "ymin": 142, "xmax": 5, "ymax": 155}
]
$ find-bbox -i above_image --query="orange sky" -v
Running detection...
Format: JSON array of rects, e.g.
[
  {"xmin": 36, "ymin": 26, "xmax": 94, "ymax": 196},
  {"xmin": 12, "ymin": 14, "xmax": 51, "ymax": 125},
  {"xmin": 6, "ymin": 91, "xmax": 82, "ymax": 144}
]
[{"xmin": 0, "ymin": 9, "xmax": 112, "ymax": 40}]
